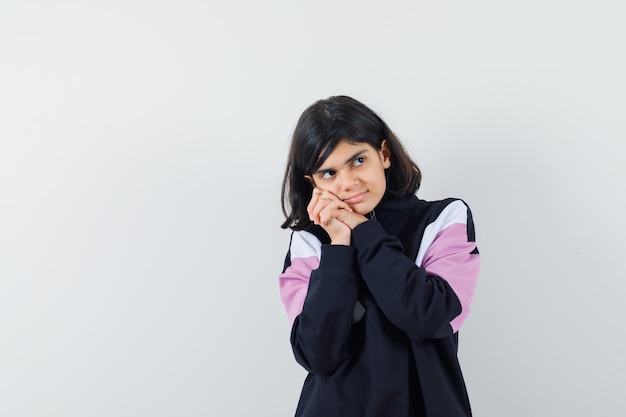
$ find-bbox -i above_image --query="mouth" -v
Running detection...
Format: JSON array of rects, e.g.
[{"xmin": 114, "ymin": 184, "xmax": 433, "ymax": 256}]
[{"xmin": 342, "ymin": 191, "xmax": 367, "ymax": 204}]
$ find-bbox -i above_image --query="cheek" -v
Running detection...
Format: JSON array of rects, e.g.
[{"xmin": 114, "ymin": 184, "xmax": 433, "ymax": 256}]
[
  {"xmin": 314, "ymin": 183, "xmax": 336, "ymax": 194},
  {"xmin": 368, "ymin": 170, "xmax": 387, "ymax": 186}
]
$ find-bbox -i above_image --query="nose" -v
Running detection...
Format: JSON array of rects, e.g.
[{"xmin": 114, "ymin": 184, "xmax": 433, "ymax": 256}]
[{"xmin": 338, "ymin": 169, "xmax": 358, "ymax": 191}]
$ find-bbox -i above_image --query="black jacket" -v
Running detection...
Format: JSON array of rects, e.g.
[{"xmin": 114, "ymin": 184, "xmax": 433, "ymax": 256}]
[{"xmin": 279, "ymin": 195, "xmax": 480, "ymax": 417}]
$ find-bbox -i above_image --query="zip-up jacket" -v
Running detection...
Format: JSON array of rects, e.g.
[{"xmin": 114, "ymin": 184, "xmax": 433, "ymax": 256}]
[{"xmin": 279, "ymin": 194, "xmax": 480, "ymax": 417}]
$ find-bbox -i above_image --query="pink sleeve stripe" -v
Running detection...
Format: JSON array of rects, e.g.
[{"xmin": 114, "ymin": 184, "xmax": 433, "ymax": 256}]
[
  {"xmin": 415, "ymin": 200, "xmax": 468, "ymax": 267},
  {"xmin": 421, "ymin": 223, "xmax": 480, "ymax": 333},
  {"xmin": 279, "ymin": 256, "xmax": 319, "ymax": 326}
]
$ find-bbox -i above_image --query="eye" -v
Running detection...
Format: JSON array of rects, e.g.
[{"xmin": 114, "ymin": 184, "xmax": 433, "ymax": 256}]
[
  {"xmin": 319, "ymin": 170, "xmax": 335, "ymax": 180},
  {"xmin": 353, "ymin": 157, "xmax": 365, "ymax": 166}
]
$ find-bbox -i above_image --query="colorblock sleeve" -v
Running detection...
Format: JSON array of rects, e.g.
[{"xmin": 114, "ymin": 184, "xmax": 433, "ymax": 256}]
[
  {"xmin": 421, "ymin": 226, "xmax": 480, "ymax": 331},
  {"xmin": 278, "ymin": 231, "xmax": 322, "ymax": 327},
  {"xmin": 278, "ymin": 231, "xmax": 360, "ymax": 374},
  {"xmin": 352, "ymin": 200, "xmax": 480, "ymax": 340},
  {"xmin": 416, "ymin": 200, "xmax": 480, "ymax": 332}
]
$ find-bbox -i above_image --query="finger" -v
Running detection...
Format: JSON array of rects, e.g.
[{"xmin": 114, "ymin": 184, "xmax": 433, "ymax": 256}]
[
  {"xmin": 309, "ymin": 189, "xmax": 336, "ymax": 223},
  {"xmin": 334, "ymin": 208, "xmax": 367, "ymax": 230},
  {"xmin": 311, "ymin": 193, "xmax": 341, "ymax": 224},
  {"xmin": 307, "ymin": 188, "xmax": 323, "ymax": 222},
  {"xmin": 320, "ymin": 193, "xmax": 353, "ymax": 213},
  {"xmin": 319, "ymin": 190, "xmax": 353, "ymax": 213},
  {"xmin": 309, "ymin": 189, "xmax": 354, "ymax": 224},
  {"xmin": 311, "ymin": 197, "xmax": 332, "ymax": 225},
  {"xmin": 318, "ymin": 200, "xmax": 353, "ymax": 227}
]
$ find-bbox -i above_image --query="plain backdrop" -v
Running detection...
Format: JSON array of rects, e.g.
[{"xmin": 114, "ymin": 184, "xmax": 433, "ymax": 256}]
[{"xmin": 1, "ymin": 1, "xmax": 625, "ymax": 416}]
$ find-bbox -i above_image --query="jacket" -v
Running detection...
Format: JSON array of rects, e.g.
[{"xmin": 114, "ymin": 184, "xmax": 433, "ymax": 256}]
[{"xmin": 279, "ymin": 194, "xmax": 480, "ymax": 417}]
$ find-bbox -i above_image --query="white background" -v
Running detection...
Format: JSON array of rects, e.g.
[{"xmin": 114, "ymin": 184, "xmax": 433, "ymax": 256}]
[{"xmin": 1, "ymin": 1, "xmax": 625, "ymax": 416}]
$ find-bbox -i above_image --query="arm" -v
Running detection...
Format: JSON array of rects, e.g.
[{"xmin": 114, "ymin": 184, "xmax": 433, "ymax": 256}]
[
  {"xmin": 279, "ymin": 231, "xmax": 360, "ymax": 375},
  {"xmin": 352, "ymin": 201, "xmax": 480, "ymax": 340}
]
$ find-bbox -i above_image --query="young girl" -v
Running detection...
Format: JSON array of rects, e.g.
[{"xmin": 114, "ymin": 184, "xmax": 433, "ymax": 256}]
[{"xmin": 278, "ymin": 96, "xmax": 480, "ymax": 417}]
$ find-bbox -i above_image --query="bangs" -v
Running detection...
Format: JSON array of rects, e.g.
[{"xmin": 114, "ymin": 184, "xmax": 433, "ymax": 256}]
[{"xmin": 309, "ymin": 128, "xmax": 380, "ymax": 173}]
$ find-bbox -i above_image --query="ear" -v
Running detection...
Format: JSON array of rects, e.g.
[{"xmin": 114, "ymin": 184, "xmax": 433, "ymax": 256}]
[
  {"xmin": 380, "ymin": 139, "xmax": 391, "ymax": 169},
  {"xmin": 303, "ymin": 175, "xmax": 316, "ymax": 187}
]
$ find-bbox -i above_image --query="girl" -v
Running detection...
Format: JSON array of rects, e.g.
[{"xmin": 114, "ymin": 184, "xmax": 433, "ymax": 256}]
[{"xmin": 278, "ymin": 96, "xmax": 480, "ymax": 417}]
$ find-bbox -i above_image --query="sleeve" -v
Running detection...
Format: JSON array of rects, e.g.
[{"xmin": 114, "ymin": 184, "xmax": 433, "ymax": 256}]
[
  {"xmin": 351, "ymin": 200, "xmax": 480, "ymax": 340},
  {"xmin": 420, "ymin": 201, "xmax": 480, "ymax": 332},
  {"xmin": 278, "ymin": 231, "xmax": 360, "ymax": 375}
]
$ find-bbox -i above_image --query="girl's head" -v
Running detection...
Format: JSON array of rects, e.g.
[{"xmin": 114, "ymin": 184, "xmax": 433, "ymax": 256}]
[{"xmin": 281, "ymin": 95, "xmax": 421, "ymax": 230}]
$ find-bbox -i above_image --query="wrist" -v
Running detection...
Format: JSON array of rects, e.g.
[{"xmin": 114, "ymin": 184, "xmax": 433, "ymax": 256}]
[
  {"xmin": 330, "ymin": 234, "xmax": 351, "ymax": 246},
  {"xmin": 340, "ymin": 212, "xmax": 368, "ymax": 230}
]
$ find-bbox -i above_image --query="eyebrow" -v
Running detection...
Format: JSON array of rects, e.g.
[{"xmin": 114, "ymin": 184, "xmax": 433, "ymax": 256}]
[{"xmin": 313, "ymin": 149, "xmax": 369, "ymax": 175}]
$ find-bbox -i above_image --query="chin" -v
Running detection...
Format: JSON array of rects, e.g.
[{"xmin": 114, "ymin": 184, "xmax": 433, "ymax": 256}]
[{"xmin": 352, "ymin": 204, "xmax": 374, "ymax": 216}]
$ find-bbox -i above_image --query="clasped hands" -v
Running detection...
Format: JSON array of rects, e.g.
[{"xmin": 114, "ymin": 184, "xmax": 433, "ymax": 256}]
[{"xmin": 307, "ymin": 188, "xmax": 368, "ymax": 245}]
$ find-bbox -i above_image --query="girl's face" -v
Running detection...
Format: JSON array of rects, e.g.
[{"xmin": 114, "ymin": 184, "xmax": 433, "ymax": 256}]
[{"xmin": 308, "ymin": 140, "xmax": 391, "ymax": 215}]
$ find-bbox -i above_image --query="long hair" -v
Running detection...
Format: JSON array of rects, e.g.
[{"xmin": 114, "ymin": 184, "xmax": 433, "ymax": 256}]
[{"xmin": 280, "ymin": 95, "xmax": 421, "ymax": 230}]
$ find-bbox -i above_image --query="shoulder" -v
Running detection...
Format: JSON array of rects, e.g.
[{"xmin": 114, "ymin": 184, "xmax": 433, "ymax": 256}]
[
  {"xmin": 422, "ymin": 198, "xmax": 473, "ymax": 228},
  {"xmin": 417, "ymin": 198, "xmax": 476, "ymax": 244},
  {"xmin": 384, "ymin": 194, "xmax": 471, "ymax": 221},
  {"xmin": 415, "ymin": 198, "xmax": 478, "ymax": 265},
  {"xmin": 288, "ymin": 225, "xmax": 329, "ymax": 260}
]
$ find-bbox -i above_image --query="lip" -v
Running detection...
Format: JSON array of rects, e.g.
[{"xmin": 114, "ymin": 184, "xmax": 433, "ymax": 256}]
[{"xmin": 343, "ymin": 191, "xmax": 367, "ymax": 204}]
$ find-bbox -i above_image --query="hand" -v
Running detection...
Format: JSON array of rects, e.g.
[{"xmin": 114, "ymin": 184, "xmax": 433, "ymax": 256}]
[{"xmin": 307, "ymin": 188, "xmax": 368, "ymax": 244}]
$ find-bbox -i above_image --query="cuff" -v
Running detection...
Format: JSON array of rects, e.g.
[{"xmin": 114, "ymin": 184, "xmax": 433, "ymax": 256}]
[
  {"xmin": 319, "ymin": 244, "xmax": 357, "ymax": 272},
  {"xmin": 351, "ymin": 220, "xmax": 386, "ymax": 247}
]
